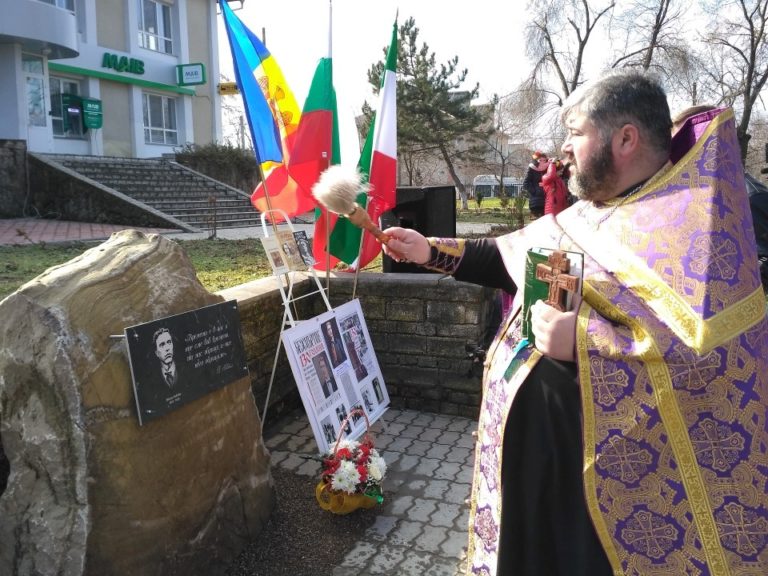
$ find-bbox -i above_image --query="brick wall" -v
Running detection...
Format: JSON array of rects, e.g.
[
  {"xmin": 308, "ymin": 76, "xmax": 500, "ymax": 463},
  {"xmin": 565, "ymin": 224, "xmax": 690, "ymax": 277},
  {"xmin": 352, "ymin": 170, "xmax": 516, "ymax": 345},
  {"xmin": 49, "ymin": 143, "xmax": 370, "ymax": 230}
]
[{"xmin": 219, "ymin": 271, "xmax": 499, "ymax": 427}]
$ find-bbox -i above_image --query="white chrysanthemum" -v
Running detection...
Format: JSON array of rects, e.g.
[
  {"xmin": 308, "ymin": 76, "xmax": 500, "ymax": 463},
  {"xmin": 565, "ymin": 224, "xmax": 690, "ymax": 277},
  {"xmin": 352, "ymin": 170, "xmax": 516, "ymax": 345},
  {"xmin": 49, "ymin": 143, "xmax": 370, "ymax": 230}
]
[
  {"xmin": 367, "ymin": 454, "xmax": 387, "ymax": 482},
  {"xmin": 331, "ymin": 460, "xmax": 361, "ymax": 493},
  {"xmin": 336, "ymin": 439, "xmax": 360, "ymax": 453}
]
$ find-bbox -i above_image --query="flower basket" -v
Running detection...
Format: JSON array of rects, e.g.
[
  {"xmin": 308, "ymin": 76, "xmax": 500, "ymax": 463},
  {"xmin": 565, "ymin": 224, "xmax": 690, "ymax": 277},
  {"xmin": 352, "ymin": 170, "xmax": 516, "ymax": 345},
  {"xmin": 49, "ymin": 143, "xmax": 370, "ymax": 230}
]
[{"xmin": 315, "ymin": 407, "xmax": 386, "ymax": 515}]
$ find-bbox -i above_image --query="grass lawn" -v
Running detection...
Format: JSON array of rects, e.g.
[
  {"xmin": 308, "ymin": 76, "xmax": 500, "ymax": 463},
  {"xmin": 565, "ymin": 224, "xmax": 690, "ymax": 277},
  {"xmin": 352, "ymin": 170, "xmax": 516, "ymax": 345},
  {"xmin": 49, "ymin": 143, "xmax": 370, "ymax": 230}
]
[{"xmin": 0, "ymin": 206, "xmax": 519, "ymax": 302}]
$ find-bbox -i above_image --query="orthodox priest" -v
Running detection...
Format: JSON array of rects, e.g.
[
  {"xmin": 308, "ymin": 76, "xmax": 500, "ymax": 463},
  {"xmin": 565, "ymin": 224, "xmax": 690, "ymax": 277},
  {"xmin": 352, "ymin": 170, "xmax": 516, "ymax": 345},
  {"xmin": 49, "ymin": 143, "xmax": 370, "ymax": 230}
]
[{"xmin": 383, "ymin": 69, "xmax": 768, "ymax": 575}]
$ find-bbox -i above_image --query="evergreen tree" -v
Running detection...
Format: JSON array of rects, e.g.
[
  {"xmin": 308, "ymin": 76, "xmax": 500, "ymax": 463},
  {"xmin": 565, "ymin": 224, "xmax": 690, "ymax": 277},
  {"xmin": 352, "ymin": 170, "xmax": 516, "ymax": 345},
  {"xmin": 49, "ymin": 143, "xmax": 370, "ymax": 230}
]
[{"xmin": 366, "ymin": 17, "xmax": 489, "ymax": 208}]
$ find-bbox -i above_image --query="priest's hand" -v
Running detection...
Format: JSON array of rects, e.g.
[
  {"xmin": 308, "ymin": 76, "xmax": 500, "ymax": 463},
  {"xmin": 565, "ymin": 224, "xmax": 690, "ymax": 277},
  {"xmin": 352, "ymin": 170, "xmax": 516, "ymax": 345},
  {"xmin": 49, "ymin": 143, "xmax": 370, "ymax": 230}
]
[
  {"xmin": 382, "ymin": 227, "xmax": 430, "ymax": 264},
  {"xmin": 530, "ymin": 295, "xmax": 582, "ymax": 362}
]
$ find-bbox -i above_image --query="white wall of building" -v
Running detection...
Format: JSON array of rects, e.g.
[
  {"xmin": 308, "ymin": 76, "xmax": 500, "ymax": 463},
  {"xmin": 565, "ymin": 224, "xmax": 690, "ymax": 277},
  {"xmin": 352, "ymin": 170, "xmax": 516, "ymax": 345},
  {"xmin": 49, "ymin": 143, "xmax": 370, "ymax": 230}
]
[{"xmin": 0, "ymin": 0, "xmax": 221, "ymax": 158}]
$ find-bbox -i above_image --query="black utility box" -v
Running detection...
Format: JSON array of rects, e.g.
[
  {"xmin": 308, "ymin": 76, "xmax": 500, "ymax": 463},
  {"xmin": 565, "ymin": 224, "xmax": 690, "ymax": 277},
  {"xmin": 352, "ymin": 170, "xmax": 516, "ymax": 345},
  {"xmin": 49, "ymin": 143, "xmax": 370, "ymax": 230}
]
[{"xmin": 381, "ymin": 186, "xmax": 456, "ymax": 273}]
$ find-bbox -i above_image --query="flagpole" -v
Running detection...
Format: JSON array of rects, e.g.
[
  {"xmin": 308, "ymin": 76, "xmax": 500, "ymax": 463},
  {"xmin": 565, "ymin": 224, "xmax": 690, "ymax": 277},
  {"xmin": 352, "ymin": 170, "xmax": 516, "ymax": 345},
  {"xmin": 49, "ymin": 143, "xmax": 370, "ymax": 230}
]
[
  {"xmin": 324, "ymin": 0, "xmax": 333, "ymax": 294},
  {"xmin": 351, "ymin": 197, "xmax": 368, "ymax": 300}
]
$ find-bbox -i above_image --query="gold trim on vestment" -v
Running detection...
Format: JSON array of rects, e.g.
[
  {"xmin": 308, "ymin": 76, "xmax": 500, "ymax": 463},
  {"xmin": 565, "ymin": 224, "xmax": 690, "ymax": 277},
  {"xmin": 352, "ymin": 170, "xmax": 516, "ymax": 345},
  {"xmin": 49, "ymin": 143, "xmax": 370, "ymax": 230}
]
[
  {"xmin": 466, "ymin": 313, "xmax": 541, "ymax": 575},
  {"xmin": 609, "ymin": 252, "xmax": 766, "ymax": 356},
  {"xmin": 580, "ymin": 283, "xmax": 731, "ymax": 575},
  {"xmin": 566, "ymin": 108, "xmax": 765, "ymax": 356},
  {"xmin": 577, "ymin": 290, "xmax": 624, "ymax": 575}
]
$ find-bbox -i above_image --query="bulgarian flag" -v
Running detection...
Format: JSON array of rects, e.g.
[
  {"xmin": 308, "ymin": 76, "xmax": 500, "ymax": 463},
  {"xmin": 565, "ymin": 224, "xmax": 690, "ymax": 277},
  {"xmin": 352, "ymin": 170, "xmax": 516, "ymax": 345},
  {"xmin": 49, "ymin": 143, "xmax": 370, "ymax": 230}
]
[
  {"xmin": 326, "ymin": 18, "xmax": 398, "ymax": 269},
  {"xmin": 218, "ymin": 0, "xmax": 303, "ymax": 220},
  {"xmin": 303, "ymin": 57, "xmax": 343, "ymax": 269}
]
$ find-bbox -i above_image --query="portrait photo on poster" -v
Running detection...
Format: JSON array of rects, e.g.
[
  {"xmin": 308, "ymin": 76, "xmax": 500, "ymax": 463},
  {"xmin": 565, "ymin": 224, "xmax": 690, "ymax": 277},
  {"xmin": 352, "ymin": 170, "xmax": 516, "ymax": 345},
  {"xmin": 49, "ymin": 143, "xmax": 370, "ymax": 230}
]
[
  {"xmin": 321, "ymin": 318, "xmax": 347, "ymax": 368},
  {"xmin": 125, "ymin": 300, "xmax": 249, "ymax": 425},
  {"xmin": 313, "ymin": 352, "xmax": 338, "ymax": 399},
  {"xmin": 277, "ymin": 229, "xmax": 307, "ymax": 270}
]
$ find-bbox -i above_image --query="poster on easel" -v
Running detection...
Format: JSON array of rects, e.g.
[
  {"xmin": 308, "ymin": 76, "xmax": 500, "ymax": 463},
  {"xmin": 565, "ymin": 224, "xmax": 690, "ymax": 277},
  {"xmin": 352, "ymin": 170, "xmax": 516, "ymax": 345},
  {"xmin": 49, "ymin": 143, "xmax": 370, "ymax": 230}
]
[
  {"xmin": 281, "ymin": 299, "xmax": 390, "ymax": 453},
  {"xmin": 260, "ymin": 230, "xmax": 313, "ymax": 273}
]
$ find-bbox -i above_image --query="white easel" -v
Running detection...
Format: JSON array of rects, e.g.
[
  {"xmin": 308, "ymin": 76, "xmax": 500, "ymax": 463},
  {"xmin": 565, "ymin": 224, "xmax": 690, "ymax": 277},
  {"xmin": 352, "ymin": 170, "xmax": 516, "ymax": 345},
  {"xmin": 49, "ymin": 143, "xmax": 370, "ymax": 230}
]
[{"xmin": 259, "ymin": 209, "xmax": 332, "ymax": 430}]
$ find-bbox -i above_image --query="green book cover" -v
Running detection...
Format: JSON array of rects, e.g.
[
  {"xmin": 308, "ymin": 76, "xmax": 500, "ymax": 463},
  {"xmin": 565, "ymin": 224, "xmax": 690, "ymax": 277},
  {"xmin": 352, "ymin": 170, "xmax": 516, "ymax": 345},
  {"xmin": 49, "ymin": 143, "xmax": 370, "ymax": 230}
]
[{"xmin": 521, "ymin": 248, "xmax": 584, "ymax": 347}]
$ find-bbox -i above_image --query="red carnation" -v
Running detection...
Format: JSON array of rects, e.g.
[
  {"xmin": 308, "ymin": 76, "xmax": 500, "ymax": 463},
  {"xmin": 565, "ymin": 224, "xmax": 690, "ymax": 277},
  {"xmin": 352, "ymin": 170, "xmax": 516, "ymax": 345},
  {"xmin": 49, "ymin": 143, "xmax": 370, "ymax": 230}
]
[
  {"xmin": 336, "ymin": 448, "xmax": 353, "ymax": 460},
  {"xmin": 357, "ymin": 464, "xmax": 368, "ymax": 483},
  {"xmin": 323, "ymin": 458, "xmax": 340, "ymax": 476}
]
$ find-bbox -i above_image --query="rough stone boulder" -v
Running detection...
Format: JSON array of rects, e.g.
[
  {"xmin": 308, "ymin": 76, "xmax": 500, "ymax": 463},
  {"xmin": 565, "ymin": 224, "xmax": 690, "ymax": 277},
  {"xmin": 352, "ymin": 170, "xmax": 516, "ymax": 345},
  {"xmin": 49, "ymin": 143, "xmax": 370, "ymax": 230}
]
[{"xmin": 0, "ymin": 230, "xmax": 274, "ymax": 576}]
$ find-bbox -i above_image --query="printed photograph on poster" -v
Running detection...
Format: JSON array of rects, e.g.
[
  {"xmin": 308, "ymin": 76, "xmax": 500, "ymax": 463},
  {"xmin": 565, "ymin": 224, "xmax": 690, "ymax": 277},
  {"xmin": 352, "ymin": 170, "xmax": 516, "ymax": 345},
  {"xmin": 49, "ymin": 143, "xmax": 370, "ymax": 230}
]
[
  {"xmin": 293, "ymin": 230, "xmax": 315, "ymax": 267},
  {"xmin": 277, "ymin": 229, "xmax": 307, "ymax": 270},
  {"xmin": 320, "ymin": 318, "xmax": 347, "ymax": 368},
  {"xmin": 281, "ymin": 299, "xmax": 390, "ymax": 453},
  {"xmin": 260, "ymin": 235, "xmax": 289, "ymax": 275}
]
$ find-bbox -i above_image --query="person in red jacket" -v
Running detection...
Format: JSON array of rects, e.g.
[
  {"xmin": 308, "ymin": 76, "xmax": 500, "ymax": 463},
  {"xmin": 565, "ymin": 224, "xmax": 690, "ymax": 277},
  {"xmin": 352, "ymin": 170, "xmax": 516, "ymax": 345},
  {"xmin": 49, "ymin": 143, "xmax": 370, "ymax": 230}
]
[{"xmin": 541, "ymin": 159, "xmax": 569, "ymax": 215}]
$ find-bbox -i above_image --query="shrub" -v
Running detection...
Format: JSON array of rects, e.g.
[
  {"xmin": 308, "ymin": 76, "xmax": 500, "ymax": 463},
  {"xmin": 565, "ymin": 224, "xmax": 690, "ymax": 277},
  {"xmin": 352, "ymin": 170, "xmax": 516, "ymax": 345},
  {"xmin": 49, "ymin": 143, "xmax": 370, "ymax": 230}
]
[{"xmin": 174, "ymin": 142, "xmax": 260, "ymax": 193}]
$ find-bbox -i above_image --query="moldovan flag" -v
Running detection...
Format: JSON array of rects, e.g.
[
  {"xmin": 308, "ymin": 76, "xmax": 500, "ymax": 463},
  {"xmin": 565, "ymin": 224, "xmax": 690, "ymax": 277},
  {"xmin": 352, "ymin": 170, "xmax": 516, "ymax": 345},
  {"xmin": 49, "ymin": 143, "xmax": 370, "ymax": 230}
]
[
  {"xmin": 327, "ymin": 18, "xmax": 398, "ymax": 269},
  {"xmin": 252, "ymin": 5, "xmax": 339, "ymax": 225},
  {"xmin": 218, "ymin": 0, "xmax": 301, "ymax": 217}
]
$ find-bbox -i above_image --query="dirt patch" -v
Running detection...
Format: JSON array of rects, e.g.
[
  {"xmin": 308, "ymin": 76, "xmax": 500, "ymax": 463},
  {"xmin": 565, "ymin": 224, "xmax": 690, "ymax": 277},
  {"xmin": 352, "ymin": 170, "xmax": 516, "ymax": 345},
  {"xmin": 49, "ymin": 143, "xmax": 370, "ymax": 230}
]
[{"xmin": 226, "ymin": 466, "xmax": 378, "ymax": 576}]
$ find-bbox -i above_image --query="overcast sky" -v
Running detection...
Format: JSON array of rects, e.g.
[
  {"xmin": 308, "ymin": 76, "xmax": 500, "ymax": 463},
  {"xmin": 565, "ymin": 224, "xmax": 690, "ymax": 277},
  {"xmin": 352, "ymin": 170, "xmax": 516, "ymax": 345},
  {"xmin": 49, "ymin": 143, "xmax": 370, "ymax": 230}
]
[{"xmin": 217, "ymin": 0, "xmax": 529, "ymax": 161}]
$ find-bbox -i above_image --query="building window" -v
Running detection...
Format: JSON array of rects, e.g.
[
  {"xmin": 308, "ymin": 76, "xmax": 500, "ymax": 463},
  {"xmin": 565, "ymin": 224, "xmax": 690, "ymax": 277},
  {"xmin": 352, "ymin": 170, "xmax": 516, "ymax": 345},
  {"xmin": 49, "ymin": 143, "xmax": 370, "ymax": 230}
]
[
  {"xmin": 22, "ymin": 54, "xmax": 46, "ymax": 127},
  {"xmin": 37, "ymin": 0, "xmax": 75, "ymax": 11},
  {"xmin": 138, "ymin": 0, "xmax": 173, "ymax": 54},
  {"xmin": 50, "ymin": 77, "xmax": 84, "ymax": 138},
  {"xmin": 143, "ymin": 93, "xmax": 178, "ymax": 145}
]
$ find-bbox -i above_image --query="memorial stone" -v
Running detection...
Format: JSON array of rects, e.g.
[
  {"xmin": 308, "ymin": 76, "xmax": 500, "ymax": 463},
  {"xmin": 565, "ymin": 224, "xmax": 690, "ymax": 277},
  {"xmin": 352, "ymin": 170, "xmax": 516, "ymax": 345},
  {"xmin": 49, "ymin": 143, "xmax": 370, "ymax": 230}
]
[{"xmin": 0, "ymin": 230, "xmax": 274, "ymax": 576}]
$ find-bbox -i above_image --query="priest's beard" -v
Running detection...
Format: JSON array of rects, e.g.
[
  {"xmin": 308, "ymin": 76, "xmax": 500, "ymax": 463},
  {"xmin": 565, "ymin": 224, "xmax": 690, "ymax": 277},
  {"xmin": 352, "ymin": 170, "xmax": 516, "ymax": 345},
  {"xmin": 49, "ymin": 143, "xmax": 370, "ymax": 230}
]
[{"xmin": 568, "ymin": 137, "xmax": 619, "ymax": 202}]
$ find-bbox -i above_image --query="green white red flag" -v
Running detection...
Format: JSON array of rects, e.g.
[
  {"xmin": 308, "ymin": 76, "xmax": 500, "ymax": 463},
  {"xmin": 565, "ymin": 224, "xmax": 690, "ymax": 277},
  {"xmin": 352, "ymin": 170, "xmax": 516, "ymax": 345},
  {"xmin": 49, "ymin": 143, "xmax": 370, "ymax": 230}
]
[{"xmin": 325, "ymin": 18, "xmax": 398, "ymax": 269}]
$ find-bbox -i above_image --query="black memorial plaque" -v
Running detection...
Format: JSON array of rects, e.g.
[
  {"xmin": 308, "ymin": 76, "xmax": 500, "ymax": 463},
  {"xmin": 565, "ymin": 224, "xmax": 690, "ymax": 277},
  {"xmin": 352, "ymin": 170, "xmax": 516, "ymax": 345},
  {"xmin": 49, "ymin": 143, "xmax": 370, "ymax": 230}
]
[{"xmin": 125, "ymin": 300, "xmax": 249, "ymax": 425}]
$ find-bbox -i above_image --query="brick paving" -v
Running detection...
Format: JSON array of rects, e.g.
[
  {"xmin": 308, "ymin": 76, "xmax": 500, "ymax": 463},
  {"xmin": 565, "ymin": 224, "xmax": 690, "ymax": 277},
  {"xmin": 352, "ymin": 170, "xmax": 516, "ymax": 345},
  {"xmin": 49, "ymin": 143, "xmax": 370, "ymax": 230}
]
[{"xmin": 264, "ymin": 408, "xmax": 477, "ymax": 576}]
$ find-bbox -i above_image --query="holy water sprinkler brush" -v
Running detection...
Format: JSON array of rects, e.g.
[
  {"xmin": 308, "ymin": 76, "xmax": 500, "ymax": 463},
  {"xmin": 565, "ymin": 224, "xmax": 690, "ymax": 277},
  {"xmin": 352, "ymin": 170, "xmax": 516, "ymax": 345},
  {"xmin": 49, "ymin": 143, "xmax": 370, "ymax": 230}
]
[{"xmin": 312, "ymin": 165, "xmax": 391, "ymax": 244}]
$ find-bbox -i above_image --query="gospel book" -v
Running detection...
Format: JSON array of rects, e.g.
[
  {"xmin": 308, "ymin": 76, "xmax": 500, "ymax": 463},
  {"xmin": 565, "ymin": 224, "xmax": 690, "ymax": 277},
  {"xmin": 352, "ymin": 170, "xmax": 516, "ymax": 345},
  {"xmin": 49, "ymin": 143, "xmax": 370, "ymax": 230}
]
[{"xmin": 521, "ymin": 248, "xmax": 584, "ymax": 347}]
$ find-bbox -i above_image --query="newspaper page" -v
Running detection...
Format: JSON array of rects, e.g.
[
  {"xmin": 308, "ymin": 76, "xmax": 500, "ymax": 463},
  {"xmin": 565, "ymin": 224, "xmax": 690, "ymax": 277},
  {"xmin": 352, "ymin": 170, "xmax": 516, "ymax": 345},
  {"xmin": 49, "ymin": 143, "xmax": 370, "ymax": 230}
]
[{"xmin": 281, "ymin": 299, "xmax": 389, "ymax": 453}]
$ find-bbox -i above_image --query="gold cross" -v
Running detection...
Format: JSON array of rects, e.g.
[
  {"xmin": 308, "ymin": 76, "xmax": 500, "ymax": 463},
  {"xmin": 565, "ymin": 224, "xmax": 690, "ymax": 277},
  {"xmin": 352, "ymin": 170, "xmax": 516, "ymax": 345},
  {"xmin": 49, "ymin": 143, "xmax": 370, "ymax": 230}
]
[{"xmin": 535, "ymin": 250, "xmax": 579, "ymax": 311}]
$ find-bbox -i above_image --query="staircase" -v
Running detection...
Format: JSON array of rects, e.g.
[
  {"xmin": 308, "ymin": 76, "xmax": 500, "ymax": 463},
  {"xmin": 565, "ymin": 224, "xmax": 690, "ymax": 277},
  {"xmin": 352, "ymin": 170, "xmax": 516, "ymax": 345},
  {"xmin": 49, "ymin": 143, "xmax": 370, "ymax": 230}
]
[{"xmin": 35, "ymin": 154, "xmax": 262, "ymax": 230}]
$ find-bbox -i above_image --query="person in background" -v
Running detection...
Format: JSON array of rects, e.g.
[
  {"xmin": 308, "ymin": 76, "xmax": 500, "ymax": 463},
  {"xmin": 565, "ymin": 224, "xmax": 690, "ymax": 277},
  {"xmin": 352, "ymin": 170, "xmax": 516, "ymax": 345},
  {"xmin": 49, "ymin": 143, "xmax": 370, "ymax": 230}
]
[
  {"xmin": 541, "ymin": 158, "xmax": 569, "ymax": 216},
  {"xmin": 382, "ymin": 69, "xmax": 768, "ymax": 575},
  {"xmin": 522, "ymin": 151, "xmax": 549, "ymax": 218}
]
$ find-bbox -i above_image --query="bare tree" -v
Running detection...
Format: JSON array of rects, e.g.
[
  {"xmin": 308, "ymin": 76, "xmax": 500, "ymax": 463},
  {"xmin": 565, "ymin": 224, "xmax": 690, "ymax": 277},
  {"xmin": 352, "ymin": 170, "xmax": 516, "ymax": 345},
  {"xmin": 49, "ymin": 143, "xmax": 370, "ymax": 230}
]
[
  {"xmin": 526, "ymin": 0, "xmax": 616, "ymax": 103},
  {"xmin": 519, "ymin": 0, "xmax": 615, "ymax": 151},
  {"xmin": 610, "ymin": 0, "xmax": 686, "ymax": 71},
  {"xmin": 702, "ymin": 0, "xmax": 768, "ymax": 162},
  {"xmin": 219, "ymin": 74, "xmax": 252, "ymax": 149}
]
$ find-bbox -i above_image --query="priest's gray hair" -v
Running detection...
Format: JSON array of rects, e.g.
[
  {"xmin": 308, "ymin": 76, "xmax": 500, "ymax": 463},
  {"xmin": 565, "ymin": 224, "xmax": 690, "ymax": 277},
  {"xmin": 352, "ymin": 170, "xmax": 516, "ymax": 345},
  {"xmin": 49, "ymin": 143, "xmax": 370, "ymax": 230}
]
[{"xmin": 560, "ymin": 69, "xmax": 672, "ymax": 154}]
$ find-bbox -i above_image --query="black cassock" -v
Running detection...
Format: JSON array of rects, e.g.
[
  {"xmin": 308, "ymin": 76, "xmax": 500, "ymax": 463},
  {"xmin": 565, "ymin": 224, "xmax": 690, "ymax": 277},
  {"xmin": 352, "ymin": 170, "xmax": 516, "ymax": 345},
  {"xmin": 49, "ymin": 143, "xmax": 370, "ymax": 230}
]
[{"xmin": 454, "ymin": 238, "xmax": 612, "ymax": 576}]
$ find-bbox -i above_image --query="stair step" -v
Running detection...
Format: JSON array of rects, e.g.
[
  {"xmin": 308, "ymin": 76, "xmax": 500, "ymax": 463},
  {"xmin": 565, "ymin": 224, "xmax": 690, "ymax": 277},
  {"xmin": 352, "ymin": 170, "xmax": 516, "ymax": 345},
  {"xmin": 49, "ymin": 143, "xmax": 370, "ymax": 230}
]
[{"xmin": 38, "ymin": 153, "xmax": 262, "ymax": 230}]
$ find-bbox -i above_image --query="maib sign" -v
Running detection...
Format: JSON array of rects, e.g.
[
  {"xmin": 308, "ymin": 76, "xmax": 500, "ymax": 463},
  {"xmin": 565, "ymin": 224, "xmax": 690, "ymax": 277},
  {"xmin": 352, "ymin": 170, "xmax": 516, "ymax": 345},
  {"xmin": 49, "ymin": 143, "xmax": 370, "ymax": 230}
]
[{"xmin": 176, "ymin": 63, "xmax": 206, "ymax": 86}]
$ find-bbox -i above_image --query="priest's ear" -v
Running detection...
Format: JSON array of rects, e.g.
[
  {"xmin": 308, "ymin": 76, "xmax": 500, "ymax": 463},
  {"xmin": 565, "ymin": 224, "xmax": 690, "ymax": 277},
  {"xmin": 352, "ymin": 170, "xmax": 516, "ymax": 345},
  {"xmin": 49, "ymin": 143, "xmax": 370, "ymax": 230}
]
[{"xmin": 613, "ymin": 123, "xmax": 641, "ymax": 161}]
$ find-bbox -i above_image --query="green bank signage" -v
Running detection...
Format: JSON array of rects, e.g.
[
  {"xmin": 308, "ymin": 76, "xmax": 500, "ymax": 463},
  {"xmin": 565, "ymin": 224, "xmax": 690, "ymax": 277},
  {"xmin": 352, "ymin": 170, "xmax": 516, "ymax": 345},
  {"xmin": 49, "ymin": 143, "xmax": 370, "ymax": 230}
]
[
  {"xmin": 102, "ymin": 52, "xmax": 144, "ymax": 75},
  {"xmin": 176, "ymin": 63, "xmax": 206, "ymax": 86},
  {"xmin": 82, "ymin": 98, "xmax": 103, "ymax": 129}
]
